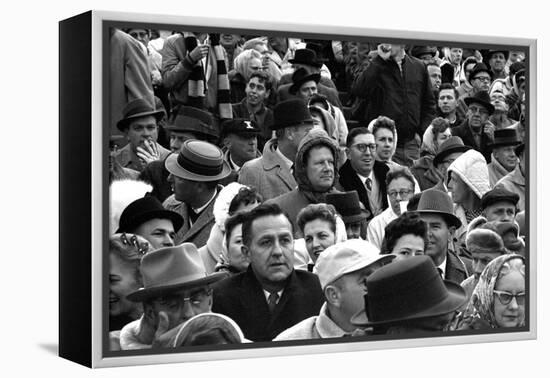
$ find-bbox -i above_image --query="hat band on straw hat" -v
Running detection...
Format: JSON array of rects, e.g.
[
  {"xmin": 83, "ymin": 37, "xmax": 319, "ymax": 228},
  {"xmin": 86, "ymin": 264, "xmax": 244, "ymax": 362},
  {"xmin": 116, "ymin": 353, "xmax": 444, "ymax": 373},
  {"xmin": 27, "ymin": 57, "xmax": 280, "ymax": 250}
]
[{"xmin": 176, "ymin": 152, "xmax": 223, "ymax": 176}]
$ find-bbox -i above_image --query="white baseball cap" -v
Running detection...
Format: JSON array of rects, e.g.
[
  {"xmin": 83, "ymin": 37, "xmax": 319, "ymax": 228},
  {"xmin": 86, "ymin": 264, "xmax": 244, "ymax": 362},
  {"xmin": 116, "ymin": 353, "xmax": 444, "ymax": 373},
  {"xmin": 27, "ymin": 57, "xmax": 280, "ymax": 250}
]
[{"xmin": 314, "ymin": 239, "xmax": 395, "ymax": 289}]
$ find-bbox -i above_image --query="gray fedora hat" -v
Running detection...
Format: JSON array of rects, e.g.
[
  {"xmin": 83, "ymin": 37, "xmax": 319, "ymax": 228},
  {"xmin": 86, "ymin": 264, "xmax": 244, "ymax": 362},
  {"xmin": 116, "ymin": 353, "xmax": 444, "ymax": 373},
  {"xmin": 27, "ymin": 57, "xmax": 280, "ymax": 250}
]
[{"xmin": 415, "ymin": 188, "xmax": 462, "ymax": 229}]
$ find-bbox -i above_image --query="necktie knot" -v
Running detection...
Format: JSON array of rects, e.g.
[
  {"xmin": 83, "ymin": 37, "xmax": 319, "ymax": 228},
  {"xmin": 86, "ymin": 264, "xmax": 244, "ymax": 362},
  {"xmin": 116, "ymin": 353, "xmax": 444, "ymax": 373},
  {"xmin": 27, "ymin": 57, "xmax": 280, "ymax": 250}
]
[
  {"xmin": 268, "ymin": 292, "xmax": 279, "ymax": 313},
  {"xmin": 365, "ymin": 177, "xmax": 372, "ymax": 191}
]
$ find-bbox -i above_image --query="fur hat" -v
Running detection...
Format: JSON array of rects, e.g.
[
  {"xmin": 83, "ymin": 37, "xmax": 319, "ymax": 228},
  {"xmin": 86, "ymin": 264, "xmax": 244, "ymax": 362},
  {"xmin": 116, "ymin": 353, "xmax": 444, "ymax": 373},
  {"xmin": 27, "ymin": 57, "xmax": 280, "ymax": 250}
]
[{"xmin": 466, "ymin": 228, "xmax": 505, "ymax": 255}]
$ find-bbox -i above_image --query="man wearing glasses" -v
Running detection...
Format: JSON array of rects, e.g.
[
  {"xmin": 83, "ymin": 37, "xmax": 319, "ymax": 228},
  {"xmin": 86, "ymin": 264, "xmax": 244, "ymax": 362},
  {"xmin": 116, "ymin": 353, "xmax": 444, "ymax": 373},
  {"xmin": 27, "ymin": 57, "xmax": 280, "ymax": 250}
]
[
  {"xmin": 457, "ymin": 62, "xmax": 493, "ymax": 119},
  {"xmin": 366, "ymin": 167, "xmax": 417, "ymax": 249},
  {"xmin": 338, "ymin": 128, "xmax": 390, "ymax": 221},
  {"xmin": 452, "ymin": 90, "xmax": 496, "ymax": 162},
  {"xmin": 118, "ymin": 243, "xmax": 226, "ymax": 350}
]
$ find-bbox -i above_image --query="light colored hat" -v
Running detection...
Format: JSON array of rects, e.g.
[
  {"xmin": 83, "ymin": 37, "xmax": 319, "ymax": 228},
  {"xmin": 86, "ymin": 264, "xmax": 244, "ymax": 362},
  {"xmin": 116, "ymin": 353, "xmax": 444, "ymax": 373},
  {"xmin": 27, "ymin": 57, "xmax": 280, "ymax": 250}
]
[{"xmin": 313, "ymin": 239, "xmax": 394, "ymax": 289}]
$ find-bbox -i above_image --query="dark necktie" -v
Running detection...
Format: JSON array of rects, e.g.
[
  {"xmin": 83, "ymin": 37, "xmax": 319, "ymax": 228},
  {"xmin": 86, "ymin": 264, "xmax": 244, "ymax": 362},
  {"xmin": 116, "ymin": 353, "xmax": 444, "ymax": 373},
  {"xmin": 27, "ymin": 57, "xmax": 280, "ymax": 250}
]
[
  {"xmin": 365, "ymin": 177, "xmax": 372, "ymax": 192},
  {"xmin": 437, "ymin": 267, "xmax": 444, "ymax": 279},
  {"xmin": 188, "ymin": 206, "xmax": 200, "ymax": 224},
  {"xmin": 267, "ymin": 292, "xmax": 279, "ymax": 313}
]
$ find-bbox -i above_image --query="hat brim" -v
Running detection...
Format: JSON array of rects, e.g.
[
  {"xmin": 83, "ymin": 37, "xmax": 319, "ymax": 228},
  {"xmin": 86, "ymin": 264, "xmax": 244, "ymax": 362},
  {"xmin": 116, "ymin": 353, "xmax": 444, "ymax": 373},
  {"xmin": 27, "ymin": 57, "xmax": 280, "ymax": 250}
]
[
  {"xmin": 127, "ymin": 272, "xmax": 227, "ymax": 302},
  {"xmin": 433, "ymin": 146, "xmax": 471, "ymax": 167},
  {"xmin": 165, "ymin": 153, "xmax": 232, "ymax": 182},
  {"xmin": 289, "ymin": 73, "xmax": 321, "ymax": 95},
  {"xmin": 464, "ymin": 97, "xmax": 495, "ymax": 115},
  {"xmin": 489, "ymin": 140, "xmax": 522, "ymax": 149},
  {"xmin": 116, "ymin": 209, "xmax": 184, "ymax": 234},
  {"xmin": 288, "ymin": 58, "xmax": 323, "ymax": 68},
  {"xmin": 350, "ymin": 280, "xmax": 467, "ymax": 327},
  {"xmin": 415, "ymin": 209, "xmax": 463, "ymax": 229},
  {"xmin": 116, "ymin": 109, "xmax": 165, "ymax": 132},
  {"xmin": 341, "ymin": 212, "xmax": 369, "ymax": 224},
  {"xmin": 270, "ymin": 119, "xmax": 315, "ymax": 131}
]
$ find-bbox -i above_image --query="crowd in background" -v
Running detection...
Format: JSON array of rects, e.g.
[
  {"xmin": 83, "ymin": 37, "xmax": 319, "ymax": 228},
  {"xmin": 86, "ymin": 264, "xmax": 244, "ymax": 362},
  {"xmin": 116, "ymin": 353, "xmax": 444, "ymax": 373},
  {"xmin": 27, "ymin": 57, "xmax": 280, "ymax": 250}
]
[{"xmin": 107, "ymin": 27, "xmax": 528, "ymax": 350}]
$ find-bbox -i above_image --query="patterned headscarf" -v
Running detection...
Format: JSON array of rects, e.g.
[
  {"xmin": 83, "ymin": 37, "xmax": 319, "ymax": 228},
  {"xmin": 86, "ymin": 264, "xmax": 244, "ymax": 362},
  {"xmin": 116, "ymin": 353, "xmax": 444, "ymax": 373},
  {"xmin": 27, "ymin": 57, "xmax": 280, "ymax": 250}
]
[{"xmin": 469, "ymin": 254, "xmax": 525, "ymax": 328}]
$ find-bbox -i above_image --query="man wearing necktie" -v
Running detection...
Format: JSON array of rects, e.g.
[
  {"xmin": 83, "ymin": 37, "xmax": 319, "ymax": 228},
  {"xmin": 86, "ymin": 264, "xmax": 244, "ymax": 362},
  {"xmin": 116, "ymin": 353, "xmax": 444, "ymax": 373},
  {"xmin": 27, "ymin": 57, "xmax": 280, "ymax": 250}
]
[
  {"xmin": 415, "ymin": 189, "xmax": 472, "ymax": 284},
  {"xmin": 212, "ymin": 203, "xmax": 324, "ymax": 341},
  {"xmin": 337, "ymin": 127, "xmax": 390, "ymax": 221}
]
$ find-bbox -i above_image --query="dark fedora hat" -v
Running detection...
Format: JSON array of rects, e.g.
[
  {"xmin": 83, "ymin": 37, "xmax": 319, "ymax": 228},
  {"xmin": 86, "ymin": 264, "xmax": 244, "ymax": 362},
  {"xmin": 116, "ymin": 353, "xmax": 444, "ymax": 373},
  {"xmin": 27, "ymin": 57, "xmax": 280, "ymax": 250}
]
[
  {"xmin": 350, "ymin": 255, "xmax": 467, "ymax": 327},
  {"xmin": 481, "ymin": 187, "xmax": 519, "ymax": 209},
  {"xmin": 127, "ymin": 243, "xmax": 227, "ymax": 302},
  {"xmin": 410, "ymin": 45, "xmax": 437, "ymax": 59},
  {"xmin": 415, "ymin": 188, "xmax": 462, "ymax": 229},
  {"xmin": 165, "ymin": 139, "xmax": 232, "ymax": 182},
  {"xmin": 288, "ymin": 48, "xmax": 323, "ymax": 68},
  {"xmin": 221, "ymin": 118, "xmax": 260, "ymax": 138},
  {"xmin": 468, "ymin": 62, "xmax": 493, "ymax": 85},
  {"xmin": 271, "ymin": 98, "xmax": 315, "ymax": 130},
  {"xmin": 325, "ymin": 191, "xmax": 369, "ymax": 223},
  {"xmin": 464, "ymin": 90, "xmax": 495, "ymax": 115},
  {"xmin": 489, "ymin": 128, "xmax": 521, "ymax": 148},
  {"xmin": 433, "ymin": 136, "xmax": 471, "ymax": 167},
  {"xmin": 165, "ymin": 105, "xmax": 219, "ymax": 139},
  {"xmin": 117, "ymin": 195, "xmax": 184, "ymax": 233},
  {"xmin": 289, "ymin": 68, "xmax": 321, "ymax": 95},
  {"xmin": 116, "ymin": 98, "xmax": 165, "ymax": 132}
]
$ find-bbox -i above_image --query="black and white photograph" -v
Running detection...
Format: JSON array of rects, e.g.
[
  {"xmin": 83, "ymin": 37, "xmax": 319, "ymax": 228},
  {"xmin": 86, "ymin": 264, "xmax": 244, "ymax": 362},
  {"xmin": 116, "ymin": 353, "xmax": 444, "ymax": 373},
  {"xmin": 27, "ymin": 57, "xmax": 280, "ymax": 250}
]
[
  {"xmin": 96, "ymin": 12, "xmax": 534, "ymax": 362},
  {"xmin": 50, "ymin": 2, "xmax": 544, "ymax": 374}
]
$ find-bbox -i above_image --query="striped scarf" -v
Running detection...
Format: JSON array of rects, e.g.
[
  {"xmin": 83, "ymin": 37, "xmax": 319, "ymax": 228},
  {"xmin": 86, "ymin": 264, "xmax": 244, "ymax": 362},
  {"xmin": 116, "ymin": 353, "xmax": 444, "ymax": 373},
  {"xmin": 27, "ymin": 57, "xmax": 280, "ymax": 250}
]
[
  {"xmin": 210, "ymin": 34, "xmax": 232, "ymax": 120},
  {"xmin": 184, "ymin": 35, "xmax": 232, "ymax": 120}
]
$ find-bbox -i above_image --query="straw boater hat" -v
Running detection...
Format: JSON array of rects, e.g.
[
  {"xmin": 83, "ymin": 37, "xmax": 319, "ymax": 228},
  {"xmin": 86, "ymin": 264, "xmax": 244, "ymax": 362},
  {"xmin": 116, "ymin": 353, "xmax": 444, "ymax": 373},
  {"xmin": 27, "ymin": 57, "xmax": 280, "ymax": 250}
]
[
  {"xmin": 165, "ymin": 139, "xmax": 232, "ymax": 182},
  {"xmin": 350, "ymin": 255, "xmax": 467, "ymax": 327},
  {"xmin": 127, "ymin": 243, "xmax": 226, "ymax": 302}
]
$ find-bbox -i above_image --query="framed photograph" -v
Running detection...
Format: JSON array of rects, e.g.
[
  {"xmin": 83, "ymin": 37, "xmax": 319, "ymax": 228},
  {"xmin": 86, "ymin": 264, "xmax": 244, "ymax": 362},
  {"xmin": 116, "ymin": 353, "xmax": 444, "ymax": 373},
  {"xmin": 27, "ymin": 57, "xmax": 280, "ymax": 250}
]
[{"xmin": 59, "ymin": 10, "xmax": 537, "ymax": 368}]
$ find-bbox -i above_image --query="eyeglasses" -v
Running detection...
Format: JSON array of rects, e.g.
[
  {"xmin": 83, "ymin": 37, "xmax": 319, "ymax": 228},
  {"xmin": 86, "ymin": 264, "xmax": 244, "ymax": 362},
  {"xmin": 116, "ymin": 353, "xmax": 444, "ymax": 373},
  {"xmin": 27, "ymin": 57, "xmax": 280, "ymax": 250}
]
[
  {"xmin": 156, "ymin": 289, "xmax": 212, "ymax": 308},
  {"xmin": 473, "ymin": 76, "xmax": 491, "ymax": 83},
  {"xmin": 493, "ymin": 290, "xmax": 525, "ymax": 305},
  {"xmin": 468, "ymin": 106, "xmax": 489, "ymax": 115},
  {"xmin": 387, "ymin": 189, "xmax": 414, "ymax": 199},
  {"xmin": 351, "ymin": 143, "xmax": 377, "ymax": 153}
]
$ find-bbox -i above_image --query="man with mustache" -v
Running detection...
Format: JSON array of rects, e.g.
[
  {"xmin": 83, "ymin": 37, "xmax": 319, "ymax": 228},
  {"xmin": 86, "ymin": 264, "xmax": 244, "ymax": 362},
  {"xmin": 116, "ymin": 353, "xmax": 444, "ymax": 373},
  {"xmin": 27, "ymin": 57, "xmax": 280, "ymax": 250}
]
[
  {"xmin": 267, "ymin": 128, "xmax": 340, "ymax": 235},
  {"xmin": 337, "ymin": 127, "xmax": 389, "ymax": 221}
]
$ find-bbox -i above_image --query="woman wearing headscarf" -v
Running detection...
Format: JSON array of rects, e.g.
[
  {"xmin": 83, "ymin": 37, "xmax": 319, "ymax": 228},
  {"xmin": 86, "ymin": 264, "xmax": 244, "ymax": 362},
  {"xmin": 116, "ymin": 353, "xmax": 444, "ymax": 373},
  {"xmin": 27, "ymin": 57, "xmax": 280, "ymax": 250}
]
[{"xmin": 456, "ymin": 254, "xmax": 525, "ymax": 330}]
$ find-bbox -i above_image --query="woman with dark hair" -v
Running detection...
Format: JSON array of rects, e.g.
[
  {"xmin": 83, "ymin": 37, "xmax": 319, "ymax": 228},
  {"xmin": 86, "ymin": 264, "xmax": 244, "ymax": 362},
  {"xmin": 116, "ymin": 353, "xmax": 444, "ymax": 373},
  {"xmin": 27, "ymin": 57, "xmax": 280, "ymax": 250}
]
[
  {"xmin": 201, "ymin": 183, "xmax": 263, "ymax": 273},
  {"xmin": 296, "ymin": 203, "xmax": 346, "ymax": 268},
  {"xmin": 380, "ymin": 212, "xmax": 428, "ymax": 261}
]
